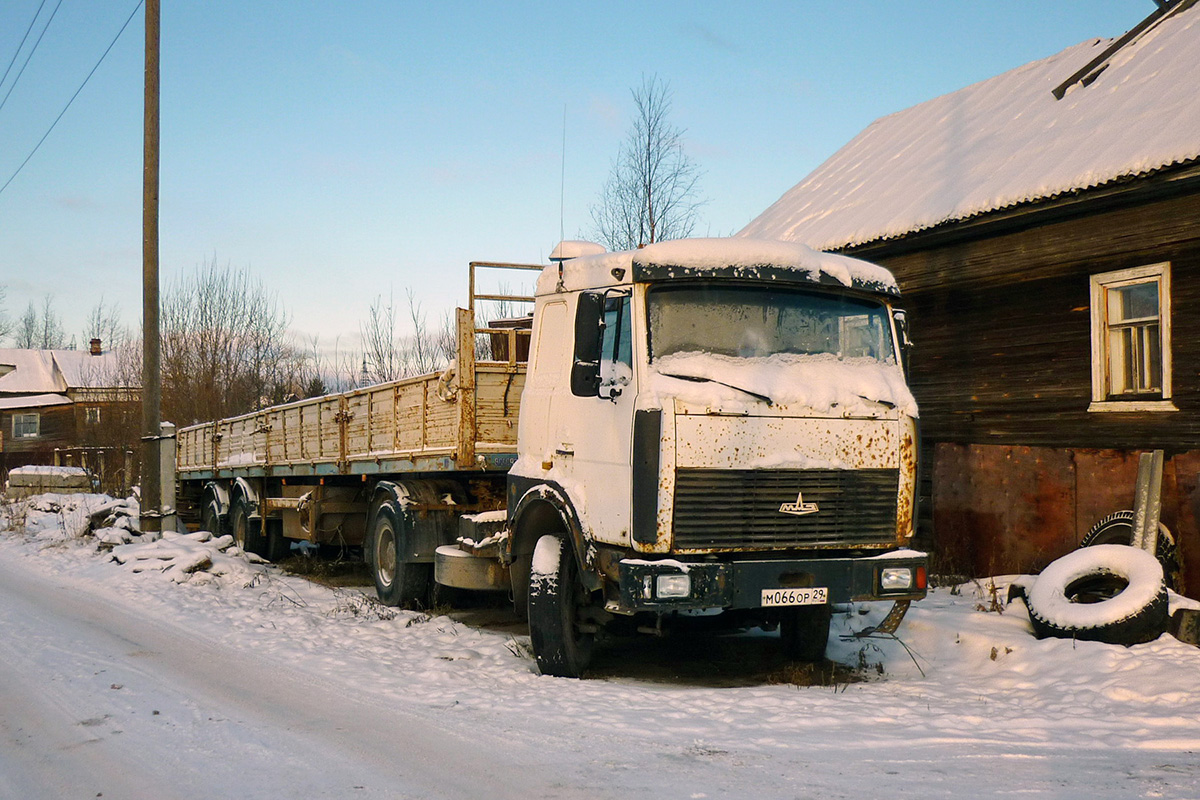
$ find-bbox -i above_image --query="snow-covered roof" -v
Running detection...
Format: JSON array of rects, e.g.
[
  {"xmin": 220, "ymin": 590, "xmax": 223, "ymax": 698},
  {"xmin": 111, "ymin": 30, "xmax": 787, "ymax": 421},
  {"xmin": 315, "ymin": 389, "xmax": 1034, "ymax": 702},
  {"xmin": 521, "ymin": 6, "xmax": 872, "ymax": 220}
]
[
  {"xmin": 0, "ymin": 350, "xmax": 64, "ymax": 394},
  {"xmin": 740, "ymin": 4, "xmax": 1200, "ymax": 250},
  {"xmin": 535, "ymin": 237, "xmax": 899, "ymax": 297},
  {"xmin": 0, "ymin": 393, "xmax": 72, "ymax": 410},
  {"xmin": 0, "ymin": 348, "xmax": 130, "ymax": 395}
]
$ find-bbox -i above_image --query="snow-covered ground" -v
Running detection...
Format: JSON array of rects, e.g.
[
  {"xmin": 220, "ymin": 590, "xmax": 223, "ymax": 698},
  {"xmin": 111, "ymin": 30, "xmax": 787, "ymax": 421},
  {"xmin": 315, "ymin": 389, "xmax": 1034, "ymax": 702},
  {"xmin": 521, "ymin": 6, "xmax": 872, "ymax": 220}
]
[{"xmin": 2, "ymin": 493, "xmax": 1199, "ymax": 799}]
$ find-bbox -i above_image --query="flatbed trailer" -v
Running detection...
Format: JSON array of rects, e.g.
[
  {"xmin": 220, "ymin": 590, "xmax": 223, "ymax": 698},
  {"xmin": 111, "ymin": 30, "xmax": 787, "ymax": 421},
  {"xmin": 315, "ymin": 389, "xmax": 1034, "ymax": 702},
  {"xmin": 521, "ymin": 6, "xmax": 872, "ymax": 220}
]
[{"xmin": 177, "ymin": 240, "xmax": 928, "ymax": 678}]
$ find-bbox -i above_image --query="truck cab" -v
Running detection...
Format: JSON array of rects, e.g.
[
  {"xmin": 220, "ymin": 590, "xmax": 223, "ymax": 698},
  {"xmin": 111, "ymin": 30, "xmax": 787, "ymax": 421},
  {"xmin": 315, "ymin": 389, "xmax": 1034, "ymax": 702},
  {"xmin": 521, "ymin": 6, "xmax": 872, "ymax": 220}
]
[{"xmin": 506, "ymin": 238, "xmax": 927, "ymax": 677}]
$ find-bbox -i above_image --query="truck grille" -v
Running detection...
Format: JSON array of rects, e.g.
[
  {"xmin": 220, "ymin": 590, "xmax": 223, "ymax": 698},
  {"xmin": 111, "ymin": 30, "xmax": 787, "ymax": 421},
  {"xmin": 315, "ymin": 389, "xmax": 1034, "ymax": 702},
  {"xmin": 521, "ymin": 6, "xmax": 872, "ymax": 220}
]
[{"xmin": 672, "ymin": 468, "xmax": 898, "ymax": 551}]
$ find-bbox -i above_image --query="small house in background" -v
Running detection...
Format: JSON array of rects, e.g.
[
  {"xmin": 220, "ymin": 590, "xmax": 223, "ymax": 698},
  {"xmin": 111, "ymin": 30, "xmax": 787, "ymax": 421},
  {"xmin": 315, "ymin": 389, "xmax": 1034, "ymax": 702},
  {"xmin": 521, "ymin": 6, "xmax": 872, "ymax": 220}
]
[
  {"xmin": 741, "ymin": 1, "xmax": 1200, "ymax": 597},
  {"xmin": 0, "ymin": 340, "xmax": 139, "ymax": 494}
]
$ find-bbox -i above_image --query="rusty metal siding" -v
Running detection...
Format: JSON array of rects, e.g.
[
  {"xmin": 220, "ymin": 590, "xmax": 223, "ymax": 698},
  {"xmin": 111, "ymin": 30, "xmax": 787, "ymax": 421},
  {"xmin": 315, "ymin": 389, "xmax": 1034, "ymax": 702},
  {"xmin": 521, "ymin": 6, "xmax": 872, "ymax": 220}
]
[{"xmin": 931, "ymin": 442, "xmax": 1200, "ymax": 597}]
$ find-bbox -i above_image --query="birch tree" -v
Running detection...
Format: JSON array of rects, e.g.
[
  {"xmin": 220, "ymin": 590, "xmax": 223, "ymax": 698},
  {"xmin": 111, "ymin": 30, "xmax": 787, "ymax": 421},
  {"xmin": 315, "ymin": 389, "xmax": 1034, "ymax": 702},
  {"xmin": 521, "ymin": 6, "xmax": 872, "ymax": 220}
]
[{"xmin": 590, "ymin": 75, "xmax": 705, "ymax": 251}]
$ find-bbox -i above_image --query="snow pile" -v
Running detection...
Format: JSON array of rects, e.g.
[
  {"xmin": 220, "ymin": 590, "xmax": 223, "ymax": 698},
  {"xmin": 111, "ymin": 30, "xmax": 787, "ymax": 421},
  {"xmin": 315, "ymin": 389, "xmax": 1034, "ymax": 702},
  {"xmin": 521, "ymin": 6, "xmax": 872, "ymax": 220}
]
[
  {"xmin": 649, "ymin": 351, "xmax": 917, "ymax": 416},
  {"xmin": 2, "ymin": 491, "xmax": 266, "ymax": 587},
  {"xmin": 9, "ymin": 492, "xmax": 117, "ymax": 543},
  {"xmin": 110, "ymin": 529, "xmax": 265, "ymax": 585}
]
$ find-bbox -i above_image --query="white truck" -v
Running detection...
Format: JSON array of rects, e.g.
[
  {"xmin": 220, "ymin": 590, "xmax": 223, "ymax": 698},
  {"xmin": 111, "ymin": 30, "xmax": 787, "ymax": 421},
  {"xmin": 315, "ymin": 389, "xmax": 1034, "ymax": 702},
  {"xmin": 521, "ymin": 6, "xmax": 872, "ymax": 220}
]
[{"xmin": 177, "ymin": 237, "xmax": 926, "ymax": 677}]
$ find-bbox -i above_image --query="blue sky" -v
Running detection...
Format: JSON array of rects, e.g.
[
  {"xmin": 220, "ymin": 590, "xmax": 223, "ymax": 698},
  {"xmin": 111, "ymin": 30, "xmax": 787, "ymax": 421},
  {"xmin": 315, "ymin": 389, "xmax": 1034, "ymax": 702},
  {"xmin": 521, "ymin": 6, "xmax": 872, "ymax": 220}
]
[{"xmin": 0, "ymin": 1, "xmax": 1151, "ymax": 350}]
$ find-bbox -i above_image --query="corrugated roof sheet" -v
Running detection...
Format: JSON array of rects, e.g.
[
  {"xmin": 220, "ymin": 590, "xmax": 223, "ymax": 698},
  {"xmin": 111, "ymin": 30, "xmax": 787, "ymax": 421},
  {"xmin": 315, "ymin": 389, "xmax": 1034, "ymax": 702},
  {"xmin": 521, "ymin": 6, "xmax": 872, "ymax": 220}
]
[{"xmin": 740, "ymin": 4, "xmax": 1200, "ymax": 250}]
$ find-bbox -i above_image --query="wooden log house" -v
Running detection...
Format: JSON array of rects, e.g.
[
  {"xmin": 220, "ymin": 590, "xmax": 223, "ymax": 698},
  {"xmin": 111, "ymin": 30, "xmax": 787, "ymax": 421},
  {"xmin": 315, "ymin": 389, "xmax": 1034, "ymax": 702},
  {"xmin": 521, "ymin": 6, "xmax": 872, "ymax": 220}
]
[{"xmin": 742, "ymin": 1, "xmax": 1200, "ymax": 596}]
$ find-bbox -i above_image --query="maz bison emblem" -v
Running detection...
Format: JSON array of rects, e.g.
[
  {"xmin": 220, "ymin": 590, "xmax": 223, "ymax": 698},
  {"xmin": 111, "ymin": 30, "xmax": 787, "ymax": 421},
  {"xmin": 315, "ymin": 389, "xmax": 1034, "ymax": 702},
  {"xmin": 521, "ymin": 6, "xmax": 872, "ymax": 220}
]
[{"xmin": 779, "ymin": 492, "xmax": 819, "ymax": 516}]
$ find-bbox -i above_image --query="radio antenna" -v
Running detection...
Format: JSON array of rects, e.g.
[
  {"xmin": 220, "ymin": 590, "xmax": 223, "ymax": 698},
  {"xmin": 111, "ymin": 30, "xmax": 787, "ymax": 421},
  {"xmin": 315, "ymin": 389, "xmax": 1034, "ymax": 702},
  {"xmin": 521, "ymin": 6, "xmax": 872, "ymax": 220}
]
[{"xmin": 559, "ymin": 104, "xmax": 567, "ymax": 246}]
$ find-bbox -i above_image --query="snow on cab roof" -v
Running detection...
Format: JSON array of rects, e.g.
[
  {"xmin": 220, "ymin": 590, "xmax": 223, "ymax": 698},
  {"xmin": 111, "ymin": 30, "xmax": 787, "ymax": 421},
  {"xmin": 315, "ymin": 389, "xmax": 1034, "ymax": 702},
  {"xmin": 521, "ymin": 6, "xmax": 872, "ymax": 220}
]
[
  {"xmin": 740, "ymin": 4, "xmax": 1200, "ymax": 250},
  {"xmin": 536, "ymin": 237, "xmax": 899, "ymax": 297}
]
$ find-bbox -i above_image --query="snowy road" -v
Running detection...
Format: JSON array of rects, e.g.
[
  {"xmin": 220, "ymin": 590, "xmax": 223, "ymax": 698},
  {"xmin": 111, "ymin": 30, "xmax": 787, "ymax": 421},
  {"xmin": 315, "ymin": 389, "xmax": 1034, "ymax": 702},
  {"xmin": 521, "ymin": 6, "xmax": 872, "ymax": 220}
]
[
  {"xmin": 3, "ymin": 497, "xmax": 1200, "ymax": 799},
  {"xmin": 0, "ymin": 555, "xmax": 604, "ymax": 800}
]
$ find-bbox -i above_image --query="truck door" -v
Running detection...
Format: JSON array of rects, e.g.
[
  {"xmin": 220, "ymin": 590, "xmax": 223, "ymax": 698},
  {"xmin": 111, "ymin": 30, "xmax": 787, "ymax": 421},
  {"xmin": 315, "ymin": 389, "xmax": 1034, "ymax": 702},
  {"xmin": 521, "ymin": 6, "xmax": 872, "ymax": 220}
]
[{"xmin": 556, "ymin": 291, "xmax": 635, "ymax": 547}]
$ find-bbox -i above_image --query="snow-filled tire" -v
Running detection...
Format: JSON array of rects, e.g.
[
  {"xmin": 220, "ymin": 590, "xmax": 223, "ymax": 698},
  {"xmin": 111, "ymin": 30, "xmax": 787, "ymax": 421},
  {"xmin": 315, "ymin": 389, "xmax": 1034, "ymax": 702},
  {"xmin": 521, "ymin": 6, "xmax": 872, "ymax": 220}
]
[
  {"xmin": 1081, "ymin": 510, "xmax": 1181, "ymax": 592},
  {"xmin": 1027, "ymin": 544, "xmax": 1169, "ymax": 646},
  {"xmin": 528, "ymin": 534, "xmax": 594, "ymax": 678},
  {"xmin": 370, "ymin": 502, "xmax": 431, "ymax": 608},
  {"xmin": 779, "ymin": 605, "xmax": 832, "ymax": 662},
  {"xmin": 230, "ymin": 498, "xmax": 267, "ymax": 558}
]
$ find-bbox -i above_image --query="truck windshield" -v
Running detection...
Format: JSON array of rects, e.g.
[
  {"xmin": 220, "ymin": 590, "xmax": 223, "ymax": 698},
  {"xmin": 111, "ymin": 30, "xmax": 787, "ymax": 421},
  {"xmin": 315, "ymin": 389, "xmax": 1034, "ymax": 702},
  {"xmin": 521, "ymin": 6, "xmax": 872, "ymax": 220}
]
[{"xmin": 647, "ymin": 284, "xmax": 895, "ymax": 364}]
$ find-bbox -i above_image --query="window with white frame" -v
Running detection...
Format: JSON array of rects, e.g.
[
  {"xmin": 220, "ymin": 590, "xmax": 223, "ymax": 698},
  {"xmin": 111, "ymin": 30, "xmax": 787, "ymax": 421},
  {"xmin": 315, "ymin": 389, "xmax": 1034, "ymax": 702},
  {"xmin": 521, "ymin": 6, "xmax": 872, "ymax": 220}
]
[
  {"xmin": 12, "ymin": 412, "xmax": 40, "ymax": 438},
  {"xmin": 85, "ymin": 407, "xmax": 101, "ymax": 425},
  {"xmin": 1089, "ymin": 263, "xmax": 1174, "ymax": 412}
]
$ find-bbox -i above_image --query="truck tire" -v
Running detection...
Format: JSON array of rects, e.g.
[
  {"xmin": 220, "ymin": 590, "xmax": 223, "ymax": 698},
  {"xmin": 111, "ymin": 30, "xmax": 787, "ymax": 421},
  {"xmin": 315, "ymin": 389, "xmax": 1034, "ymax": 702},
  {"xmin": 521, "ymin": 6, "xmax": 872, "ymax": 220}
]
[
  {"xmin": 528, "ymin": 535, "xmax": 594, "ymax": 678},
  {"xmin": 1027, "ymin": 544, "xmax": 1169, "ymax": 646},
  {"xmin": 201, "ymin": 497, "xmax": 225, "ymax": 537},
  {"xmin": 1081, "ymin": 510, "xmax": 1181, "ymax": 592},
  {"xmin": 265, "ymin": 519, "xmax": 292, "ymax": 562},
  {"xmin": 370, "ymin": 502, "xmax": 431, "ymax": 608},
  {"xmin": 230, "ymin": 498, "xmax": 268, "ymax": 558},
  {"xmin": 779, "ymin": 605, "xmax": 832, "ymax": 662}
]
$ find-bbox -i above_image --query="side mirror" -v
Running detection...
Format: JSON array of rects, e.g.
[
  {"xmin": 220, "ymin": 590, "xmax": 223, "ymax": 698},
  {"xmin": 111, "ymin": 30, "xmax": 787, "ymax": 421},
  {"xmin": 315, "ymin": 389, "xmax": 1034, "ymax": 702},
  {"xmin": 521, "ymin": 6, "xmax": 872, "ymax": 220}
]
[
  {"xmin": 571, "ymin": 292, "xmax": 604, "ymax": 397},
  {"xmin": 893, "ymin": 309, "xmax": 913, "ymax": 376}
]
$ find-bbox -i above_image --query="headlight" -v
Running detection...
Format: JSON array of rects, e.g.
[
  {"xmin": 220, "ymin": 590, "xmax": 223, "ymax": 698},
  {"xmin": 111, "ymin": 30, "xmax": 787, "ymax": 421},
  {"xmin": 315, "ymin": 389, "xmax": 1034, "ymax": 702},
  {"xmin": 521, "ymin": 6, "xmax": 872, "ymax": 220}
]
[
  {"xmin": 880, "ymin": 567, "xmax": 914, "ymax": 591},
  {"xmin": 656, "ymin": 573, "xmax": 692, "ymax": 599}
]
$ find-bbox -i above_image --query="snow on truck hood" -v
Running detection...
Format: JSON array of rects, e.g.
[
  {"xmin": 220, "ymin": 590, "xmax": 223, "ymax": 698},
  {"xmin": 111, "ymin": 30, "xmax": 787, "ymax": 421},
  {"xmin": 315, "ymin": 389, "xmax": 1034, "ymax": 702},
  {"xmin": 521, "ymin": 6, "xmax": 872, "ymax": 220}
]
[
  {"xmin": 647, "ymin": 351, "xmax": 918, "ymax": 418},
  {"xmin": 536, "ymin": 238, "xmax": 900, "ymax": 296}
]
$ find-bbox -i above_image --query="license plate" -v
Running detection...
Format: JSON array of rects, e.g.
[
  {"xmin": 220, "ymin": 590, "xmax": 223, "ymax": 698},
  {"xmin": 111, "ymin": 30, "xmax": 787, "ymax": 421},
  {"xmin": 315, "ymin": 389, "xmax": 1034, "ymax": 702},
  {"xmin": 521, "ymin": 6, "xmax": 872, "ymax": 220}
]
[{"xmin": 761, "ymin": 587, "xmax": 828, "ymax": 607}]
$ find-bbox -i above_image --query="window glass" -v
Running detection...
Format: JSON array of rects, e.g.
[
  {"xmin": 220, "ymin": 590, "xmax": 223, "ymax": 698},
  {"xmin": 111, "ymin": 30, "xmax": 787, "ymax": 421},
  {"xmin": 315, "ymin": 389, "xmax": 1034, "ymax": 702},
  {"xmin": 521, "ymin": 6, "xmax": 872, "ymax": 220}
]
[
  {"xmin": 13, "ymin": 413, "xmax": 39, "ymax": 439},
  {"xmin": 1090, "ymin": 264, "xmax": 1171, "ymax": 407},
  {"xmin": 648, "ymin": 284, "xmax": 894, "ymax": 363}
]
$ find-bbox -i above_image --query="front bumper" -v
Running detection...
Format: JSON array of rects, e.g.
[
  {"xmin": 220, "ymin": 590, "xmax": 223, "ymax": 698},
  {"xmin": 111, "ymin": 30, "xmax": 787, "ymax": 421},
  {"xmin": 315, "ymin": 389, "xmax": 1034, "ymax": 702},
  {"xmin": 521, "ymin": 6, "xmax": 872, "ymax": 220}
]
[{"xmin": 617, "ymin": 552, "xmax": 927, "ymax": 613}]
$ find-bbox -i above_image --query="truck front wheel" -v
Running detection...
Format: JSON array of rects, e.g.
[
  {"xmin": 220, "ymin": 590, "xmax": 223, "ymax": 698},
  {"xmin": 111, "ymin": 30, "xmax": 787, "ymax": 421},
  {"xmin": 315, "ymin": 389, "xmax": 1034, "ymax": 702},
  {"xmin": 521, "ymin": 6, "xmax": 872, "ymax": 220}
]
[
  {"xmin": 779, "ymin": 605, "xmax": 832, "ymax": 662},
  {"xmin": 528, "ymin": 535, "xmax": 594, "ymax": 678},
  {"xmin": 370, "ymin": 502, "xmax": 430, "ymax": 608}
]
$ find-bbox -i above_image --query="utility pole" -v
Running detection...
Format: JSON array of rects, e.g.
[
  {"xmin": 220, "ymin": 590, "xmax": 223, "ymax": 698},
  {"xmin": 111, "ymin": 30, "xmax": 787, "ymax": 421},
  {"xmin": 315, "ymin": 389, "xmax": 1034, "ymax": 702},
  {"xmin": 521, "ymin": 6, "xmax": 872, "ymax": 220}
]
[{"xmin": 141, "ymin": 0, "xmax": 162, "ymax": 535}]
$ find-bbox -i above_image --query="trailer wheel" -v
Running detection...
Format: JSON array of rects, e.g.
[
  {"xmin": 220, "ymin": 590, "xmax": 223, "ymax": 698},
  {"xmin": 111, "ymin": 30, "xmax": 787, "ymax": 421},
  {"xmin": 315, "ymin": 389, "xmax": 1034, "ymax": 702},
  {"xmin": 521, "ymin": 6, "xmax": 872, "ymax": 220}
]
[
  {"xmin": 370, "ymin": 502, "xmax": 430, "ymax": 608},
  {"xmin": 1027, "ymin": 544, "xmax": 1169, "ymax": 645},
  {"xmin": 265, "ymin": 519, "xmax": 292, "ymax": 563},
  {"xmin": 230, "ymin": 498, "xmax": 267, "ymax": 557},
  {"xmin": 201, "ymin": 496, "xmax": 225, "ymax": 537},
  {"xmin": 779, "ymin": 605, "xmax": 832, "ymax": 662},
  {"xmin": 1081, "ymin": 510, "xmax": 1181, "ymax": 592},
  {"xmin": 528, "ymin": 535, "xmax": 594, "ymax": 678}
]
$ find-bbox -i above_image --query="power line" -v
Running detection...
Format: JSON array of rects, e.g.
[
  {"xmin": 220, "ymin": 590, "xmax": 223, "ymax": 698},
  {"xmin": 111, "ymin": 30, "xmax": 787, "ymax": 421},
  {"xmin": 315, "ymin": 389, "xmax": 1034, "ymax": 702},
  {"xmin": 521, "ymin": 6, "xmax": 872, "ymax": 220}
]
[
  {"xmin": 0, "ymin": 0, "xmax": 144, "ymax": 199},
  {"xmin": 0, "ymin": 0, "xmax": 64, "ymax": 117},
  {"xmin": 0, "ymin": 0, "xmax": 49, "ymax": 94}
]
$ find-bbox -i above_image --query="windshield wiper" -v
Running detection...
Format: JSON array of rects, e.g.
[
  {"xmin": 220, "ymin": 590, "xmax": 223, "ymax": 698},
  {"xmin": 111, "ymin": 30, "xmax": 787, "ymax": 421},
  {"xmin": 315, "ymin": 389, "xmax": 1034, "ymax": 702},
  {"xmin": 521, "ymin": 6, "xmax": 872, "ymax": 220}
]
[{"xmin": 659, "ymin": 372, "xmax": 774, "ymax": 406}]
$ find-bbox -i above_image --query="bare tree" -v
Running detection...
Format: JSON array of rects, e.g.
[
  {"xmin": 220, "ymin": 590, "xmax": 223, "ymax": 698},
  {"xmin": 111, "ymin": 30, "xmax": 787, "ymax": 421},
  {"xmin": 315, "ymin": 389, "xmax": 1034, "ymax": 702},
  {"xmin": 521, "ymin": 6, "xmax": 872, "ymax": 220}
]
[
  {"xmin": 589, "ymin": 75, "xmax": 705, "ymax": 251},
  {"xmin": 14, "ymin": 302, "xmax": 38, "ymax": 348},
  {"xmin": 357, "ymin": 288, "xmax": 455, "ymax": 386},
  {"xmin": 39, "ymin": 295, "xmax": 64, "ymax": 348},
  {"xmin": 82, "ymin": 297, "xmax": 127, "ymax": 350},
  {"xmin": 0, "ymin": 286, "xmax": 11, "ymax": 343},
  {"xmin": 160, "ymin": 257, "xmax": 298, "ymax": 426}
]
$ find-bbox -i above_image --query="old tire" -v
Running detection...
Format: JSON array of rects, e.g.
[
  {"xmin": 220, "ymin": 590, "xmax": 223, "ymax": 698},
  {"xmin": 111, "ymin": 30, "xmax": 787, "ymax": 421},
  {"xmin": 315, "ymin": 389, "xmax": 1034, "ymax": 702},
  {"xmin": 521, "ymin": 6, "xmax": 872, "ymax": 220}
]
[
  {"xmin": 1027, "ymin": 544, "xmax": 1169, "ymax": 645},
  {"xmin": 370, "ymin": 502, "xmax": 431, "ymax": 608},
  {"xmin": 230, "ymin": 498, "xmax": 268, "ymax": 557},
  {"xmin": 779, "ymin": 605, "xmax": 832, "ymax": 662},
  {"xmin": 528, "ymin": 535, "xmax": 594, "ymax": 678},
  {"xmin": 1081, "ymin": 510, "xmax": 1181, "ymax": 592}
]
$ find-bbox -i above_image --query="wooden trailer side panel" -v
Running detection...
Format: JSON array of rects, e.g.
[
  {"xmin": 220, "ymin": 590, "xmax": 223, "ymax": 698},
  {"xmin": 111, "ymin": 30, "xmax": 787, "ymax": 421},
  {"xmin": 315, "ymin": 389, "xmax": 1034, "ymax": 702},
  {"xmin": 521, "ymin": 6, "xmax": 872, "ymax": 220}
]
[{"xmin": 475, "ymin": 367, "xmax": 524, "ymax": 449}]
